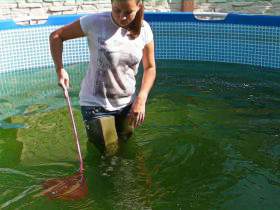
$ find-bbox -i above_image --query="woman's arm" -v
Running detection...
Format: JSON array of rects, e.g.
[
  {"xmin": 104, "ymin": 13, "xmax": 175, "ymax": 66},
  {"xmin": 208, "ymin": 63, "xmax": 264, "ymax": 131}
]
[
  {"xmin": 129, "ymin": 41, "xmax": 156, "ymax": 128},
  {"xmin": 49, "ymin": 19, "xmax": 85, "ymax": 89},
  {"xmin": 139, "ymin": 41, "xmax": 156, "ymax": 101}
]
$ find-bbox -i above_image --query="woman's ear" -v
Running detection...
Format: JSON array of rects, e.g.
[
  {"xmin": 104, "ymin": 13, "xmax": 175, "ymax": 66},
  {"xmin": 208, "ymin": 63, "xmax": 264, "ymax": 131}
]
[{"xmin": 138, "ymin": 3, "xmax": 143, "ymax": 8}]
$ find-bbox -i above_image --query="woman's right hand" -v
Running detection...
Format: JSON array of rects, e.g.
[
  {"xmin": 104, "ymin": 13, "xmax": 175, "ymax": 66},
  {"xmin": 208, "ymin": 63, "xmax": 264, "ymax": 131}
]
[{"xmin": 57, "ymin": 68, "xmax": 70, "ymax": 90}]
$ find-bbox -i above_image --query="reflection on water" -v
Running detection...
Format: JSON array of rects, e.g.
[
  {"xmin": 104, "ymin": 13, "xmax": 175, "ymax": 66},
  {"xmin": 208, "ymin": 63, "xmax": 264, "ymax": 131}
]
[{"xmin": 0, "ymin": 60, "xmax": 279, "ymax": 209}]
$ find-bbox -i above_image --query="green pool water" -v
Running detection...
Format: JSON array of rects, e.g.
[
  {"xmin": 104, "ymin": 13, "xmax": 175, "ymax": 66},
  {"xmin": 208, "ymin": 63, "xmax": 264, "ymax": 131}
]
[{"xmin": 0, "ymin": 60, "xmax": 279, "ymax": 209}]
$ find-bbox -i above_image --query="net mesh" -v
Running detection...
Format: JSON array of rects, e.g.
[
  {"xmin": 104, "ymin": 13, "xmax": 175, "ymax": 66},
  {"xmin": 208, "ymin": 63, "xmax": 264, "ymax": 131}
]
[{"xmin": 1, "ymin": 16, "xmax": 279, "ymax": 74}]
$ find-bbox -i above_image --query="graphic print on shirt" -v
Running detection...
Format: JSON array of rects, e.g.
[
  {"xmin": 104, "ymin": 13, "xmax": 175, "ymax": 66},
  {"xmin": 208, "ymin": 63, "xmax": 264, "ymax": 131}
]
[{"xmin": 95, "ymin": 36, "xmax": 140, "ymax": 106}]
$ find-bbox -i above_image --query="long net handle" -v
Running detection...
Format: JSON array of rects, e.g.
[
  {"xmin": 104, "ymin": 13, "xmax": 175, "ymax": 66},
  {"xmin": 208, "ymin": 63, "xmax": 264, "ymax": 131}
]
[{"xmin": 63, "ymin": 88, "xmax": 84, "ymax": 173}]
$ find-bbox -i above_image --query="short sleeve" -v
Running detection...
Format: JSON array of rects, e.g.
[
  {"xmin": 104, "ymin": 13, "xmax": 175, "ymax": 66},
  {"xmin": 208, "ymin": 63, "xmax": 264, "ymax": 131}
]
[
  {"xmin": 143, "ymin": 21, "xmax": 153, "ymax": 45},
  {"xmin": 79, "ymin": 14, "xmax": 94, "ymax": 35}
]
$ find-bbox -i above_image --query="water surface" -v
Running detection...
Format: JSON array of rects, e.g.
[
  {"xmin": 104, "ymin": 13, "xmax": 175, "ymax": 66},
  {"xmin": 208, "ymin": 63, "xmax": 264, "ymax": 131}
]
[{"xmin": 0, "ymin": 60, "xmax": 279, "ymax": 209}]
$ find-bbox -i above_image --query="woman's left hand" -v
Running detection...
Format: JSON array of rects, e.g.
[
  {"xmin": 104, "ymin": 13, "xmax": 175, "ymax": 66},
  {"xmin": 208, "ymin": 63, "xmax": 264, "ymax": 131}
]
[{"xmin": 128, "ymin": 96, "xmax": 146, "ymax": 128}]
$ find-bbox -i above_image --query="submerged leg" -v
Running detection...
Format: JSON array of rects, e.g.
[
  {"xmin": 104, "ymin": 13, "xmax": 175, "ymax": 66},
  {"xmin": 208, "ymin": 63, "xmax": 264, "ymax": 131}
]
[
  {"xmin": 115, "ymin": 115, "xmax": 134, "ymax": 142},
  {"xmin": 81, "ymin": 105, "xmax": 134, "ymax": 156},
  {"xmin": 84, "ymin": 116, "xmax": 119, "ymax": 156}
]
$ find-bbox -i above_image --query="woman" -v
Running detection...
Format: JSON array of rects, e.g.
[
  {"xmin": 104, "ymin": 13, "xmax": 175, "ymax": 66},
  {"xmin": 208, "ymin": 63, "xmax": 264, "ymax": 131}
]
[{"xmin": 49, "ymin": 0, "xmax": 156, "ymax": 155}]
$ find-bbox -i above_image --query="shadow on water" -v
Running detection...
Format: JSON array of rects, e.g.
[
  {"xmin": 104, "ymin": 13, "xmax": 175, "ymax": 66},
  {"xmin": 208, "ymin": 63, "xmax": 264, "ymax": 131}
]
[
  {"xmin": 0, "ymin": 105, "xmax": 157, "ymax": 209},
  {"xmin": 0, "ymin": 119, "xmax": 23, "ymax": 168}
]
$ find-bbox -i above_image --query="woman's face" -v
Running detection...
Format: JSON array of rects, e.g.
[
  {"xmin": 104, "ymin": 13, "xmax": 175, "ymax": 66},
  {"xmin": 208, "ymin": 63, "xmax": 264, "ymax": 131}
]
[{"xmin": 111, "ymin": 0, "xmax": 140, "ymax": 27}]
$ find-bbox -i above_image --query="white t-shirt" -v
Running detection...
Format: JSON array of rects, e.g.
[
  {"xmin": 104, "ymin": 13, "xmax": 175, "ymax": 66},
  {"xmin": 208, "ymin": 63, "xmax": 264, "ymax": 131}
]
[{"xmin": 79, "ymin": 12, "xmax": 153, "ymax": 111}]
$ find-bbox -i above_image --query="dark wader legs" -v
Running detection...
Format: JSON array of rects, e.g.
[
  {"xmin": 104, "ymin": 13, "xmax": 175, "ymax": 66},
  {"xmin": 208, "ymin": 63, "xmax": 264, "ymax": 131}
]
[
  {"xmin": 114, "ymin": 105, "xmax": 134, "ymax": 141},
  {"xmin": 81, "ymin": 105, "xmax": 134, "ymax": 156}
]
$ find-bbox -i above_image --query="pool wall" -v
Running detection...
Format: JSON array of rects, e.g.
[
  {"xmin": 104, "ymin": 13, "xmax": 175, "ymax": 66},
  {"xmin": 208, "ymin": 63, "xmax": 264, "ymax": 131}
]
[{"xmin": 0, "ymin": 12, "xmax": 280, "ymax": 73}]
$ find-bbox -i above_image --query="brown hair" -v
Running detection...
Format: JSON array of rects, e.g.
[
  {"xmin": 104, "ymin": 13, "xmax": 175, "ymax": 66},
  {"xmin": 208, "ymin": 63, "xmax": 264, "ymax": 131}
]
[{"xmin": 112, "ymin": 0, "xmax": 144, "ymax": 39}]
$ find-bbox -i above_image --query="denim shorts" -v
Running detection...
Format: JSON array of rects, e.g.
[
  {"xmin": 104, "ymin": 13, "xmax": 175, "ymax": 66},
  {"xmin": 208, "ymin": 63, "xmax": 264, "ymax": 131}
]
[{"xmin": 80, "ymin": 104, "xmax": 131, "ymax": 122}]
